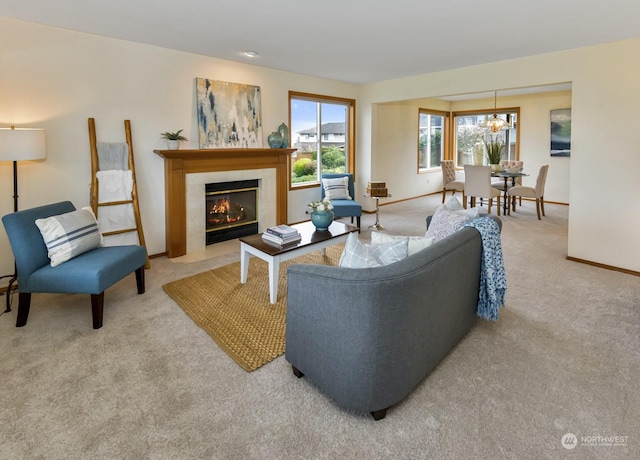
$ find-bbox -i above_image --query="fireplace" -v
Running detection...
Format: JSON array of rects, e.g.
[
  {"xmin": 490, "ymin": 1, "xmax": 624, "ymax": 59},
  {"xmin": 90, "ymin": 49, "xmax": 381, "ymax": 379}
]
[{"xmin": 205, "ymin": 179, "xmax": 259, "ymax": 245}]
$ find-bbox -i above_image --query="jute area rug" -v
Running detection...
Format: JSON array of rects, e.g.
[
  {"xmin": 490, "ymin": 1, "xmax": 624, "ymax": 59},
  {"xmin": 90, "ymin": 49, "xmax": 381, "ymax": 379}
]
[{"xmin": 163, "ymin": 244, "xmax": 343, "ymax": 371}]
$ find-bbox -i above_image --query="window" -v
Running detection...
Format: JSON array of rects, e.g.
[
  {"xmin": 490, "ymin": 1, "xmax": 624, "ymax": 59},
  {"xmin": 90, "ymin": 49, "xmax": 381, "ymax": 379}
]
[
  {"xmin": 289, "ymin": 92, "xmax": 355, "ymax": 187},
  {"xmin": 453, "ymin": 110, "xmax": 519, "ymax": 167},
  {"xmin": 418, "ymin": 109, "xmax": 448, "ymax": 171}
]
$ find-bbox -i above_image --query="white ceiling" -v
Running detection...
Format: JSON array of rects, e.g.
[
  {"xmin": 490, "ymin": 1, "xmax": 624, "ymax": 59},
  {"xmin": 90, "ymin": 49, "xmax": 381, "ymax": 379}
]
[{"xmin": 1, "ymin": 0, "xmax": 639, "ymax": 85}]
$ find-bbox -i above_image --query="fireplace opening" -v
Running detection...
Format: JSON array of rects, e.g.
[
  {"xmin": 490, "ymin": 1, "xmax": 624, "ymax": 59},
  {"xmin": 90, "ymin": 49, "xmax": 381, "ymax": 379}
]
[{"xmin": 205, "ymin": 179, "xmax": 258, "ymax": 245}]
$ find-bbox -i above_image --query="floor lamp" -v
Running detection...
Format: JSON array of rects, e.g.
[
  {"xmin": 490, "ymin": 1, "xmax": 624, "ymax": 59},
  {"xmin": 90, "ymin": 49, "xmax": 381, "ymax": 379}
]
[{"xmin": 0, "ymin": 126, "xmax": 47, "ymax": 313}]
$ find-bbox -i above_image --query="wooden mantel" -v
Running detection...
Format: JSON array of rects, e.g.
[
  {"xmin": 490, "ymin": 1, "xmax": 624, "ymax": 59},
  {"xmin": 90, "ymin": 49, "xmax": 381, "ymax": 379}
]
[{"xmin": 154, "ymin": 148, "xmax": 295, "ymax": 258}]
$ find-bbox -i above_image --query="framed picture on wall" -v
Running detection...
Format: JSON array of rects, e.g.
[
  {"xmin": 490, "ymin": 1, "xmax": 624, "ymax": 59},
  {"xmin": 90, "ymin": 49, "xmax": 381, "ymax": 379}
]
[
  {"xmin": 196, "ymin": 78, "xmax": 263, "ymax": 149},
  {"xmin": 550, "ymin": 108, "xmax": 571, "ymax": 157}
]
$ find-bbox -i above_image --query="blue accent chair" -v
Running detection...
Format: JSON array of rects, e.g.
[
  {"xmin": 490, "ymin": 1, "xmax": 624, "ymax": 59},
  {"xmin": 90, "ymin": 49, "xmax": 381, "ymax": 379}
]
[
  {"xmin": 1, "ymin": 201, "xmax": 147, "ymax": 329},
  {"xmin": 321, "ymin": 173, "xmax": 362, "ymax": 231}
]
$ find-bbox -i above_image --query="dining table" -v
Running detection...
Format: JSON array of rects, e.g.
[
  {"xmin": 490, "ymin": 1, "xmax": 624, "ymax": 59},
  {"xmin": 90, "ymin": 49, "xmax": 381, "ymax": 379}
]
[{"xmin": 492, "ymin": 171, "xmax": 528, "ymax": 215}]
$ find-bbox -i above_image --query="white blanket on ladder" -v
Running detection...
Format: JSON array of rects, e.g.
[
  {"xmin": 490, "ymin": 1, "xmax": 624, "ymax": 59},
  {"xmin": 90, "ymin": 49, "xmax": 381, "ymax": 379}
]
[{"xmin": 96, "ymin": 170, "xmax": 139, "ymax": 246}]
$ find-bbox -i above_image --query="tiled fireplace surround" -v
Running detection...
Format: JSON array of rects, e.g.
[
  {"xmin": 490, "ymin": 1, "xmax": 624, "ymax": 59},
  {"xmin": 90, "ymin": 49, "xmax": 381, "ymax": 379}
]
[{"xmin": 154, "ymin": 148, "xmax": 295, "ymax": 258}]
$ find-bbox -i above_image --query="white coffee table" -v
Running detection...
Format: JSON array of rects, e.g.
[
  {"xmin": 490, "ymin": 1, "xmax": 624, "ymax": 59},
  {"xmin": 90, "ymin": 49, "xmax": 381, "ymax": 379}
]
[{"xmin": 239, "ymin": 220, "xmax": 357, "ymax": 304}]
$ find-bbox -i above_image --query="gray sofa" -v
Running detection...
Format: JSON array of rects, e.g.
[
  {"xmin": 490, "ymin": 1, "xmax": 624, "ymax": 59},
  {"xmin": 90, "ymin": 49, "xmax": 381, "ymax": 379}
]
[{"xmin": 285, "ymin": 215, "xmax": 501, "ymax": 420}]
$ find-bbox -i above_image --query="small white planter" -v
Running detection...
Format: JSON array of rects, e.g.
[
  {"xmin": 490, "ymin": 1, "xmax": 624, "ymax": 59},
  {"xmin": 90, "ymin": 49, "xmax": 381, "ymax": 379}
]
[{"xmin": 167, "ymin": 140, "xmax": 180, "ymax": 150}]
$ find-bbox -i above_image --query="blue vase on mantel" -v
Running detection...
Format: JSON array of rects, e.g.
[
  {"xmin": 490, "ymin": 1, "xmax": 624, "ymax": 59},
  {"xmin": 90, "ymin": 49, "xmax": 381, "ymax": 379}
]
[
  {"xmin": 278, "ymin": 122, "xmax": 289, "ymax": 148},
  {"xmin": 267, "ymin": 131, "xmax": 283, "ymax": 148},
  {"xmin": 310, "ymin": 210, "xmax": 333, "ymax": 231}
]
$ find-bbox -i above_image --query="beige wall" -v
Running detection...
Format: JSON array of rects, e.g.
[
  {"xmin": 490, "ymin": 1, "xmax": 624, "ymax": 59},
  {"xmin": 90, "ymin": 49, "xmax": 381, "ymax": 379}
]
[
  {"xmin": 1, "ymin": 17, "xmax": 639, "ymax": 278},
  {"xmin": 373, "ymin": 91, "xmax": 572, "ymax": 204},
  {"xmin": 0, "ymin": 17, "xmax": 356, "ymax": 282},
  {"xmin": 358, "ymin": 39, "xmax": 640, "ymax": 272}
]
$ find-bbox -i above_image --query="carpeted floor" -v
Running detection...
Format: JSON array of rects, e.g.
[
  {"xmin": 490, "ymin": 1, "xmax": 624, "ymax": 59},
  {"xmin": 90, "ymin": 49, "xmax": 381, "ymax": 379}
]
[{"xmin": 0, "ymin": 194, "xmax": 638, "ymax": 459}]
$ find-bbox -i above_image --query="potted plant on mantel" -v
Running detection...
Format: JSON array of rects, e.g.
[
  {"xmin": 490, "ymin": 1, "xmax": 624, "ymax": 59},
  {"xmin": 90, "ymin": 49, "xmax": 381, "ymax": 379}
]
[
  {"xmin": 161, "ymin": 129, "xmax": 188, "ymax": 150},
  {"xmin": 484, "ymin": 137, "xmax": 504, "ymax": 172}
]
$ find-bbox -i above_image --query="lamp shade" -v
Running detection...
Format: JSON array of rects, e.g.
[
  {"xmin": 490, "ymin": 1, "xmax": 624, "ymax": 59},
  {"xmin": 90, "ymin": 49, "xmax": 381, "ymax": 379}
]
[{"xmin": 0, "ymin": 127, "xmax": 47, "ymax": 162}]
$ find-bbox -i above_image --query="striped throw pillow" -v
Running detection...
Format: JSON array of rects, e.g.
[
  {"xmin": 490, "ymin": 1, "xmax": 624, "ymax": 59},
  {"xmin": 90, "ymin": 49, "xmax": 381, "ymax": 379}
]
[
  {"xmin": 35, "ymin": 207, "xmax": 103, "ymax": 267},
  {"xmin": 322, "ymin": 176, "xmax": 352, "ymax": 200}
]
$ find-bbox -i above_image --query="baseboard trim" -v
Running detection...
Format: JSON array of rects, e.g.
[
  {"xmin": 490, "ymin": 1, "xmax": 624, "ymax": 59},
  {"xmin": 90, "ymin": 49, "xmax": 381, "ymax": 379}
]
[{"xmin": 566, "ymin": 256, "xmax": 640, "ymax": 277}]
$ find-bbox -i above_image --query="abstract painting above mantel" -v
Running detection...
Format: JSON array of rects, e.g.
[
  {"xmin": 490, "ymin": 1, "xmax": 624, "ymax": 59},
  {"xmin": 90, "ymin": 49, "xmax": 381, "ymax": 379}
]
[
  {"xmin": 550, "ymin": 109, "xmax": 571, "ymax": 157},
  {"xmin": 196, "ymin": 78, "xmax": 263, "ymax": 149}
]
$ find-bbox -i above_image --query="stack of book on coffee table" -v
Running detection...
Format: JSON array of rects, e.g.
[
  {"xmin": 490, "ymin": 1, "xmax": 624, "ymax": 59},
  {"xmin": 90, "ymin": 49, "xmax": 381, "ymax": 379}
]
[{"xmin": 262, "ymin": 224, "xmax": 302, "ymax": 247}]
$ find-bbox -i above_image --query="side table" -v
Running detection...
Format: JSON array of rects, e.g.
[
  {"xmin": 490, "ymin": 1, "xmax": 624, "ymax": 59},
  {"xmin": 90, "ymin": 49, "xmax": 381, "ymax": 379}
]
[{"xmin": 364, "ymin": 193, "xmax": 391, "ymax": 231}]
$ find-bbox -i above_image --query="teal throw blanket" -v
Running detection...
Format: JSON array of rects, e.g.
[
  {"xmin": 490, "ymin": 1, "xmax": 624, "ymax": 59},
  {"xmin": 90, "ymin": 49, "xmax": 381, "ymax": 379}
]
[{"xmin": 463, "ymin": 217, "xmax": 506, "ymax": 321}]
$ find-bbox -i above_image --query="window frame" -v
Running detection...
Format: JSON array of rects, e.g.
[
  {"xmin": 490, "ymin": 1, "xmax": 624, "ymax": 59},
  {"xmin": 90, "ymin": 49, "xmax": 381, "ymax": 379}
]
[
  {"xmin": 418, "ymin": 108, "xmax": 450, "ymax": 173},
  {"xmin": 450, "ymin": 107, "xmax": 520, "ymax": 167},
  {"xmin": 288, "ymin": 91, "xmax": 356, "ymax": 190}
]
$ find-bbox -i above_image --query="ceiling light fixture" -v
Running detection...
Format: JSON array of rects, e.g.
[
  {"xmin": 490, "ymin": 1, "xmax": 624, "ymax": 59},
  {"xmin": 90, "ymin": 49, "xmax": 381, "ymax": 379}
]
[
  {"xmin": 242, "ymin": 51, "xmax": 258, "ymax": 58},
  {"xmin": 478, "ymin": 91, "xmax": 511, "ymax": 133}
]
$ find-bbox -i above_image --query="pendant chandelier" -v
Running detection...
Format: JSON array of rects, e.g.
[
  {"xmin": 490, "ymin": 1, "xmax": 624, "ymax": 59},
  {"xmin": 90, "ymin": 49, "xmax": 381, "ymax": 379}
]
[{"xmin": 478, "ymin": 91, "xmax": 511, "ymax": 133}]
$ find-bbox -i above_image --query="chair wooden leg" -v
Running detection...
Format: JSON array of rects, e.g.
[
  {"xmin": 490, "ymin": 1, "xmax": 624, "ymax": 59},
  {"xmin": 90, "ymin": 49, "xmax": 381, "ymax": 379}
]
[
  {"xmin": 496, "ymin": 197, "xmax": 500, "ymax": 216},
  {"xmin": 535, "ymin": 199, "xmax": 541, "ymax": 220},
  {"xmin": 488, "ymin": 198, "xmax": 492, "ymax": 214},
  {"xmin": 91, "ymin": 292, "xmax": 105, "ymax": 329},
  {"xmin": 512, "ymin": 196, "xmax": 516, "ymax": 212},
  {"xmin": 462, "ymin": 194, "xmax": 467, "ymax": 209},
  {"xmin": 292, "ymin": 366, "xmax": 304, "ymax": 378},
  {"xmin": 442, "ymin": 189, "xmax": 446, "ymax": 203},
  {"xmin": 135, "ymin": 266, "xmax": 145, "ymax": 294},
  {"xmin": 356, "ymin": 216, "xmax": 361, "ymax": 232},
  {"xmin": 371, "ymin": 408, "xmax": 388, "ymax": 420},
  {"xmin": 15, "ymin": 292, "xmax": 32, "ymax": 327},
  {"xmin": 540, "ymin": 197, "xmax": 545, "ymax": 216}
]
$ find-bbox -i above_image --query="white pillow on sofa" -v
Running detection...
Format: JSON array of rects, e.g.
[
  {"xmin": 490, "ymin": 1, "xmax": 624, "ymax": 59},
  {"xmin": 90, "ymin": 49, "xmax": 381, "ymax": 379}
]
[
  {"xmin": 371, "ymin": 232, "xmax": 435, "ymax": 256},
  {"xmin": 35, "ymin": 206, "xmax": 103, "ymax": 267},
  {"xmin": 322, "ymin": 176, "xmax": 352, "ymax": 201},
  {"xmin": 339, "ymin": 232, "xmax": 408, "ymax": 268},
  {"xmin": 426, "ymin": 197, "xmax": 478, "ymax": 242}
]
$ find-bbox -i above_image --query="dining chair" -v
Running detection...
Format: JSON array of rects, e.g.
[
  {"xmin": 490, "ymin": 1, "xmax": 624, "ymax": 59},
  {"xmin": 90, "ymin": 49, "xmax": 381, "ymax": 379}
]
[
  {"xmin": 463, "ymin": 165, "xmax": 501, "ymax": 216},
  {"xmin": 507, "ymin": 164, "xmax": 549, "ymax": 220},
  {"xmin": 492, "ymin": 160, "xmax": 524, "ymax": 209},
  {"xmin": 440, "ymin": 160, "xmax": 465, "ymax": 204}
]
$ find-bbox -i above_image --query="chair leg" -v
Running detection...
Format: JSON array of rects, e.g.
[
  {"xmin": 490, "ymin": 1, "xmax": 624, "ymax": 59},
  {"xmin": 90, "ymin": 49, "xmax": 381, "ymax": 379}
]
[
  {"xmin": 292, "ymin": 365, "xmax": 304, "ymax": 378},
  {"xmin": 535, "ymin": 199, "xmax": 541, "ymax": 220},
  {"xmin": 442, "ymin": 189, "xmax": 446, "ymax": 203},
  {"xmin": 512, "ymin": 196, "xmax": 516, "ymax": 212},
  {"xmin": 135, "ymin": 266, "xmax": 145, "ymax": 294},
  {"xmin": 462, "ymin": 194, "xmax": 467, "ymax": 209},
  {"xmin": 15, "ymin": 292, "xmax": 32, "ymax": 327},
  {"xmin": 488, "ymin": 198, "xmax": 492, "ymax": 214},
  {"xmin": 91, "ymin": 292, "xmax": 105, "ymax": 329},
  {"xmin": 496, "ymin": 197, "xmax": 500, "ymax": 216},
  {"xmin": 356, "ymin": 216, "xmax": 361, "ymax": 232},
  {"xmin": 540, "ymin": 197, "xmax": 545, "ymax": 216}
]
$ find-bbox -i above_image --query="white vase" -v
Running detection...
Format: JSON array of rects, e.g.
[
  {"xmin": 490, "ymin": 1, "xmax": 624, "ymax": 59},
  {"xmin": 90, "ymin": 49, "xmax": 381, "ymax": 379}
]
[{"xmin": 167, "ymin": 140, "xmax": 179, "ymax": 150}]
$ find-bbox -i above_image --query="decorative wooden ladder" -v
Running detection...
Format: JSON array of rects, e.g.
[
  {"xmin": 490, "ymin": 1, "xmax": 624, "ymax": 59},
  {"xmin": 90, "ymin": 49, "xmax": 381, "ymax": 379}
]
[{"xmin": 88, "ymin": 118, "xmax": 150, "ymax": 268}]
